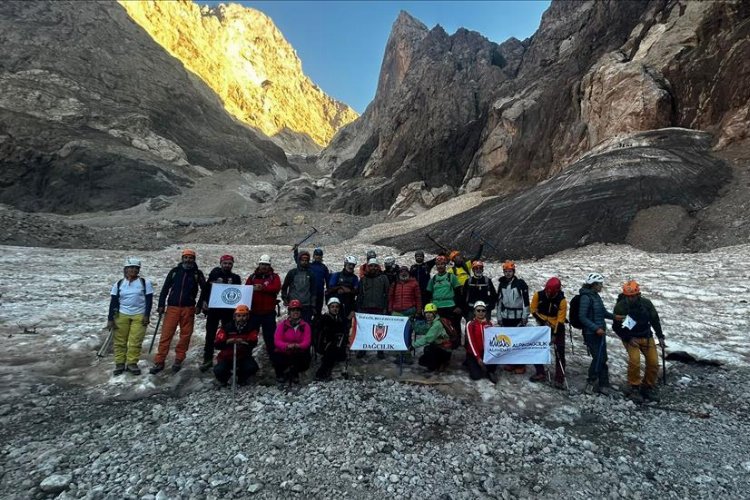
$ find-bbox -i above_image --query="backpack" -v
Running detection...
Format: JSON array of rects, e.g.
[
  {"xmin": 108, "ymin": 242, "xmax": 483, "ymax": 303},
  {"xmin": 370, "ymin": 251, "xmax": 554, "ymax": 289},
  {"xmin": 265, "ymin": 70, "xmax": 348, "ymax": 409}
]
[
  {"xmin": 116, "ymin": 277, "xmax": 147, "ymax": 300},
  {"xmin": 568, "ymin": 294, "xmax": 583, "ymax": 329},
  {"xmin": 440, "ymin": 317, "xmax": 461, "ymax": 349}
]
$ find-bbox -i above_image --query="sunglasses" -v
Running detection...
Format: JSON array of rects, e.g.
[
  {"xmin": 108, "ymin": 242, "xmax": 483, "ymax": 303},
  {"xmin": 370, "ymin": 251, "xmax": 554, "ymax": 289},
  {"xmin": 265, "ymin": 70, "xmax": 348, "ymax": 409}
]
[{"xmin": 475, "ymin": 309, "xmax": 487, "ymax": 312}]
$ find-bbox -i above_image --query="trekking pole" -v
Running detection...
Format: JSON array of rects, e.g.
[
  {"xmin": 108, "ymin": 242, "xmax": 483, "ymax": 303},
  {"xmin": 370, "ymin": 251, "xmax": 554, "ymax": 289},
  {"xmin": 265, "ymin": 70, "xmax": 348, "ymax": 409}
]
[
  {"xmin": 97, "ymin": 325, "xmax": 115, "ymax": 358},
  {"xmin": 232, "ymin": 341, "xmax": 238, "ymax": 402},
  {"xmin": 293, "ymin": 226, "xmax": 318, "ymax": 248},
  {"xmin": 567, "ymin": 321, "xmax": 574, "ymax": 355},
  {"xmin": 660, "ymin": 340, "xmax": 667, "ymax": 385},
  {"xmin": 554, "ymin": 346, "xmax": 570, "ymax": 392},
  {"xmin": 148, "ymin": 312, "xmax": 164, "ymax": 354}
]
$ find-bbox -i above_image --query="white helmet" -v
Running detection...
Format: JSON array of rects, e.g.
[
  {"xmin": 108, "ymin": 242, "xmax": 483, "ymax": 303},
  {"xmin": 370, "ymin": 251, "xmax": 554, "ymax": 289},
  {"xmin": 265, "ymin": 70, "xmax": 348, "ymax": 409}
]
[
  {"xmin": 585, "ymin": 273, "xmax": 605, "ymax": 284},
  {"xmin": 384, "ymin": 256, "xmax": 396, "ymax": 265},
  {"xmin": 258, "ymin": 254, "xmax": 271, "ymax": 265},
  {"xmin": 368, "ymin": 258, "xmax": 379, "ymax": 265},
  {"xmin": 473, "ymin": 301, "xmax": 487, "ymax": 310},
  {"xmin": 327, "ymin": 297, "xmax": 341, "ymax": 306},
  {"xmin": 345, "ymin": 255, "xmax": 357, "ymax": 265},
  {"xmin": 124, "ymin": 257, "xmax": 141, "ymax": 268}
]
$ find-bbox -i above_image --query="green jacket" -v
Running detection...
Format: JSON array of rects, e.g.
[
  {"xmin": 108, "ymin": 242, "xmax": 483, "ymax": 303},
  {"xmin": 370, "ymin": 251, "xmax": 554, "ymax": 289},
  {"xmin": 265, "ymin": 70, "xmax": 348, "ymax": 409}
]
[
  {"xmin": 427, "ymin": 272, "xmax": 460, "ymax": 308},
  {"xmin": 613, "ymin": 296, "xmax": 663, "ymax": 339},
  {"xmin": 413, "ymin": 318, "xmax": 448, "ymax": 348}
]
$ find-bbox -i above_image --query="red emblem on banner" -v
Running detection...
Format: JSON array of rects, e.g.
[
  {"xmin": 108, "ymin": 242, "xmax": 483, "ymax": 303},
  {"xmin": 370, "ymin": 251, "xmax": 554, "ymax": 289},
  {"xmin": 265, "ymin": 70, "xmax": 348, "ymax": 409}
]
[{"xmin": 372, "ymin": 323, "xmax": 388, "ymax": 342}]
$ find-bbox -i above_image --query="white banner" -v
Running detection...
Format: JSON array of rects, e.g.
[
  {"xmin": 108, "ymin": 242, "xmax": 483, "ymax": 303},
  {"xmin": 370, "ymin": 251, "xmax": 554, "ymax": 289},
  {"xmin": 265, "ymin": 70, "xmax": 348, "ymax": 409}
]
[
  {"xmin": 483, "ymin": 326, "xmax": 551, "ymax": 365},
  {"xmin": 208, "ymin": 284, "xmax": 253, "ymax": 309},
  {"xmin": 351, "ymin": 313, "xmax": 410, "ymax": 351}
]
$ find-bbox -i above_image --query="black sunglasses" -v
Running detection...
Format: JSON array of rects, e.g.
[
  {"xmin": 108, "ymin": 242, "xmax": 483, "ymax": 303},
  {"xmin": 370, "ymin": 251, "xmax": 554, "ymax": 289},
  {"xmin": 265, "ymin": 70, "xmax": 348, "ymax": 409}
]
[{"xmin": 475, "ymin": 309, "xmax": 487, "ymax": 312}]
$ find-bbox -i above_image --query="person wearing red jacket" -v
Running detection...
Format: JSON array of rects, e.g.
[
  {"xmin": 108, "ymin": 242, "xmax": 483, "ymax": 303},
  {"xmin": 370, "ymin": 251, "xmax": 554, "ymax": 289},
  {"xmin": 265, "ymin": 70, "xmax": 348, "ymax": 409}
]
[
  {"xmin": 465, "ymin": 301, "xmax": 498, "ymax": 383},
  {"xmin": 273, "ymin": 299, "xmax": 312, "ymax": 385},
  {"xmin": 245, "ymin": 254, "xmax": 282, "ymax": 359},
  {"xmin": 213, "ymin": 305, "xmax": 259, "ymax": 386},
  {"xmin": 388, "ymin": 266, "xmax": 422, "ymax": 316}
]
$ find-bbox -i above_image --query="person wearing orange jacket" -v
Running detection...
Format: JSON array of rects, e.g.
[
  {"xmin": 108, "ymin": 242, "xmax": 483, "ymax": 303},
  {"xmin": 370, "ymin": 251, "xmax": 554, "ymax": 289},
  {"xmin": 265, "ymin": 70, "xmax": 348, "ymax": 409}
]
[
  {"xmin": 213, "ymin": 305, "xmax": 259, "ymax": 386},
  {"xmin": 465, "ymin": 301, "xmax": 498, "ymax": 383},
  {"xmin": 529, "ymin": 277, "xmax": 567, "ymax": 388}
]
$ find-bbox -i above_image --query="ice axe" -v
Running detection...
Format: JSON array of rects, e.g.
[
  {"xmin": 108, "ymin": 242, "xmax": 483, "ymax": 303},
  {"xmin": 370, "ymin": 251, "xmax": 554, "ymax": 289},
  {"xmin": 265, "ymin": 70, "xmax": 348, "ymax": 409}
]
[
  {"xmin": 469, "ymin": 230, "xmax": 500, "ymax": 253},
  {"xmin": 98, "ymin": 325, "xmax": 115, "ymax": 358},
  {"xmin": 148, "ymin": 312, "xmax": 164, "ymax": 354},
  {"xmin": 660, "ymin": 339, "xmax": 667, "ymax": 385},
  {"xmin": 425, "ymin": 233, "xmax": 449, "ymax": 253},
  {"xmin": 293, "ymin": 226, "xmax": 318, "ymax": 249}
]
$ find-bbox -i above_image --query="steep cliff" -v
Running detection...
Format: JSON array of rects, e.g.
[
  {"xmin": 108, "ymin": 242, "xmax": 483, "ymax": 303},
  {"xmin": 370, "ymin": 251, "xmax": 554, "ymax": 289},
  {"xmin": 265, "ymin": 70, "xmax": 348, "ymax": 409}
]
[
  {"xmin": 120, "ymin": 0, "xmax": 358, "ymax": 153},
  {"xmin": 0, "ymin": 0, "xmax": 291, "ymax": 214}
]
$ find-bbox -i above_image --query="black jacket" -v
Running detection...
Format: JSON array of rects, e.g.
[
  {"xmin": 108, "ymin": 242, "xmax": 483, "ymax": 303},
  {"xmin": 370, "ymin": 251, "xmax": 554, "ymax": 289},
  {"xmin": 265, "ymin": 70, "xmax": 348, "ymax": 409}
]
[
  {"xmin": 158, "ymin": 265, "xmax": 206, "ymax": 309},
  {"xmin": 199, "ymin": 267, "xmax": 242, "ymax": 309}
]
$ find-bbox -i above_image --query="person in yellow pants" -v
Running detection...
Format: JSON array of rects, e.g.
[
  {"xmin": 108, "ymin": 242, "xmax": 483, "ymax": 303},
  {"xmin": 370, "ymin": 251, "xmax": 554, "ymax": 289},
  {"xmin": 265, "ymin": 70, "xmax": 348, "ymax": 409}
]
[
  {"xmin": 613, "ymin": 280, "xmax": 665, "ymax": 403},
  {"xmin": 107, "ymin": 258, "xmax": 154, "ymax": 375}
]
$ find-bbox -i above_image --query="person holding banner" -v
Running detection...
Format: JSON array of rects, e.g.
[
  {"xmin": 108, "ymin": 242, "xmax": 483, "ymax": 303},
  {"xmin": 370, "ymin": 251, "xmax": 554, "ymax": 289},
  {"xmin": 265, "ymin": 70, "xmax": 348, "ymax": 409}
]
[
  {"xmin": 151, "ymin": 249, "xmax": 206, "ymax": 375},
  {"xmin": 356, "ymin": 258, "xmax": 390, "ymax": 359},
  {"xmin": 246, "ymin": 254, "xmax": 282, "ymax": 361},
  {"xmin": 198, "ymin": 255, "xmax": 242, "ymax": 372},
  {"xmin": 530, "ymin": 277, "xmax": 567, "ymax": 388},
  {"xmin": 412, "ymin": 303, "xmax": 452, "ymax": 372},
  {"xmin": 314, "ymin": 298, "xmax": 349, "ymax": 381},
  {"xmin": 497, "ymin": 260, "xmax": 530, "ymax": 375},
  {"xmin": 213, "ymin": 304, "xmax": 259, "ymax": 386},
  {"xmin": 579, "ymin": 273, "xmax": 615, "ymax": 395},
  {"xmin": 273, "ymin": 299, "xmax": 312, "ymax": 385},
  {"xmin": 465, "ymin": 301, "xmax": 498, "ymax": 383}
]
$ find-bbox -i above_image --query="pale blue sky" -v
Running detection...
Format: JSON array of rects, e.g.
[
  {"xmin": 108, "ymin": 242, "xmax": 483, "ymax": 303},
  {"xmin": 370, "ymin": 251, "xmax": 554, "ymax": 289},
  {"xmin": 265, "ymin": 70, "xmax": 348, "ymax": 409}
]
[{"xmin": 200, "ymin": 1, "xmax": 551, "ymax": 112}]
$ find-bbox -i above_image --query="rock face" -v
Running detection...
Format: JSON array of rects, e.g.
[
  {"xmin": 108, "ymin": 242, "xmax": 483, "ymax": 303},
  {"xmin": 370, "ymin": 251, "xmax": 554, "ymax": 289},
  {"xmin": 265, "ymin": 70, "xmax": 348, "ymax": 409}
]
[
  {"xmin": 120, "ymin": 0, "xmax": 358, "ymax": 152},
  {"xmin": 322, "ymin": 1, "xmax": 750, "ymax": 221},
  {"xmin": 378, "ymin": 129, "xmax": 730, "ymax": 259},
  {"xmin": 0, "ymin": 0, "xmax": 291, "ymax": 214}
]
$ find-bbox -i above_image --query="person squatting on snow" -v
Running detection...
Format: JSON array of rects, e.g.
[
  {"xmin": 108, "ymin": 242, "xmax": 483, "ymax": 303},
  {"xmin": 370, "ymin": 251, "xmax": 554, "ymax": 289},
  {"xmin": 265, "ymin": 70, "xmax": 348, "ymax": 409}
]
[
  {"xmin": 465, "ymin": 301, "xmax": 498, "ymax": 383},
  {"xmin": 212, "ymin": 304, "xmax": 259, "ymax": 386},
  {"xmin": 314, "ymin": 298, "xmax": 349, "ymax": 381},
  {"xmin": 281, "ymin": 250, "xmax": 316, "ymax": 325},
  {"xmin": 613, "ymin": 280, "xmax": 666, "ymax": 403},
  {"xmin": 497, "ymin": 260, "xmax": 530, "ymax": 375},
  {"xmin": 151, "ymin": 249, "xmax": 206, "ymax": 375},
  {"xmin": 245, "ymin": 254, "xmax": 282, "ymax": 361},
  {"xmin": 356, "ymin": 258, "xmax": 390, "ymax": 359},
  {"xmin": 273, "ymin": 299, "xmax": 312, "ymax": 385},
  {"xmin": 462, "ymin": 260, "xmax": 497, "ymax": 322},
  {"xmin": 107, "ymin": 257, "xmax": 154, "ymax": 375},
  {"xmin": 579, "ymin": 273, "xmax": 615, "ymax": 395},
  {"xmin": 427, "ymin": 256, "xmax": 463, "ymax": 347},
  {"xmin": 530, "ymin": 277, "xmax": 567, "ymax": 388},
  {"xmin": 293, "ymin": 246, "xmax": 329, "ymax": 318},
  {"xmin": 412, "ymin": 303, "xmax": 452, "ymax": 371},
  {"xmin": 198, "ymin": 254, "xmax": 241, "ymax": 372}
]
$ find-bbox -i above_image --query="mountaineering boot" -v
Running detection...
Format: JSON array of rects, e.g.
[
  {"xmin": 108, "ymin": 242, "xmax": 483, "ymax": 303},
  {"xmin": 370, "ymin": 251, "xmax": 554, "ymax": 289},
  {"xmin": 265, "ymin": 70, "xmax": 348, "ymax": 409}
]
[
  {"xmin": 356, "ymin": 351, "xmax": 366, "ymax": 359},
  {"xmin": 149, "ymin": 363, "xmax": 164, "ymax": 375},
  {"xmin": 584, "ymin": 381, "xmax": 597, "ymax": 395},
  {"xmin": 276, "ymin": 376, "xmax": 286, "ymax": 389},
  {"xmin": 171, "ymin": 362, "xmax": 183, "ymax": 373},
  {"xmin": 488, "ymin": 371, "xmax": 499, "ymax": 384},
  {"xmin": 626, "ymin": 385, "xmax": 644, "ymax": 403},
  {"xmin": 529, "ymin": 373, "xmax": 546, "ymax": 383},
  {"xmin": 597, "ymin": 385, "xmax": 612, "ymax": 396},
  {"xmin": 377, "ymin": 351, "xmax": 386, "ymax": 360},
  {"xmin": 113, "ymin": 364, "xmax": 125, "ymax": 376},
  {"xmin": 199, "ymin": 359, "xmax": 213, "ymax": 373},
  {"xmin": 641, "ymin": 385, "xmax": 661, "ymax": 402},
  {"xmin": 126, "ymin": 363, "xmax": 141, "ymax": 375}
]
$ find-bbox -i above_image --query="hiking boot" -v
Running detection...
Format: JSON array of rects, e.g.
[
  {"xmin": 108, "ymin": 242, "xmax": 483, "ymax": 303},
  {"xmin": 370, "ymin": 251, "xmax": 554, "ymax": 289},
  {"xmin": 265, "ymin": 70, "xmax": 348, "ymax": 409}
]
[
  {"xmin": 377, "ymin": 351, "xmax": 386, "ymax": 360},
  {"xmin": 641, "ymin": 386, "xmax": 660, "ymax": 402},
  {"xmin": 171, "ymin": 362, "xmax": 182, "ymax": 373},
  {"xmin": 126, "ymin": 363, "xmax": 141, "ymax": 375},
  {"xmin": 513, "ymin": 366, "xmax": 527, "ymax": 375},
  {"xmin": 113, "ymin": 364, "xmax": 125, "ymax": 376},
  {"xmin": 356, "ymin": 351, "xmax": 366, "ymax": 359},
  {"xmin": 149, "ymin": 363, "xmax": 165, "ymax": 375},
  {"xmin": 584, "ymin": 381, "xmax": 597, "ymax": 395},
  {"xmin": 529, "ymin": 373, "xmax": 546, "ymax": 383},
  {"xmin": 597, "ymin": 385, "xmax": 612, "ymax": 396},
  {"xmin": 552, "ymin": 380, "xmax": 566, "ymax": 390},
  {"xmin": 488, "ymin": 371, "xmax": 499, "ymax": 384},
  {"xmin": 290, "ymin": 373, "xmax": 300, "ymax": 384},
  {"xmin": 199, "ymin": 359, "xmax": 213, "ymax": 373},
  {"xmin": 626, "ymin": 386, "xmax": 644, "ymax": 403}
]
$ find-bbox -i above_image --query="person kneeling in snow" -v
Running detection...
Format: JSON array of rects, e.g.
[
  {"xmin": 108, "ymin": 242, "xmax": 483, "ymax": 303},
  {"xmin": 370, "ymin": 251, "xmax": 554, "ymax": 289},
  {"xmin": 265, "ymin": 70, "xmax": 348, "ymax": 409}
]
[
  {"xmin": 465, "ymin": 301, "xmax": 498, "ymax": 383},
  {"xmin": 213, "ymin": 304, "xmax": 259, "ymax": 386},
  {"xmin": 273, "ymin": 299, "xmax": 312, "ymax": 385},
  {"xmin": 412, "ymin": 303, "xmax": 452, "ymax": 372}
]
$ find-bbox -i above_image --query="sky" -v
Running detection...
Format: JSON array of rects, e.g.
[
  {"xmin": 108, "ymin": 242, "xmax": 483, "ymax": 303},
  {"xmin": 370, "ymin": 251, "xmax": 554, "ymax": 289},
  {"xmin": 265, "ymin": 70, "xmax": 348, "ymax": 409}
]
[{"xmin": 199, "ymin": 1, "xmax": 551, "ymax": 113}]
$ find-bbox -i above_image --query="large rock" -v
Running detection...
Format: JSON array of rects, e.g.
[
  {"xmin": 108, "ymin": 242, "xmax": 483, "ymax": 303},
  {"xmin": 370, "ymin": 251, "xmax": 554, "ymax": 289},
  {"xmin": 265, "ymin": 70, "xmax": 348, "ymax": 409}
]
[
  {"xmin": 0, "ymin": 0, "xmax": 291, "ymax": 214},
  {"xmin": 378, "ymin": 129, "xmax": 730, "ymax": 259}
]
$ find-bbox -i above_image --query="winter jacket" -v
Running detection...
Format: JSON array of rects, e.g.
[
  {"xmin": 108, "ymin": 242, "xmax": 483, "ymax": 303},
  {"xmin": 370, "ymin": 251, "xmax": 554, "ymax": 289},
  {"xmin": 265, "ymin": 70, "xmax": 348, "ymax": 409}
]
[
  {"xmin": 531, "ymin": 290, "xmax": 567, "ymax": 334},
  {"xmin": 274, "ymin": 318, "xmax": 312, "ymax": 353},
  {"xmin": 447, "ymin": 245, "xmax": 484, "ymax": 287},
  {"xmin": 613, "ymin": 296, "xmax": 663, "ymax": 341},
  {"xmin": 158, "ymin": 265, "xmax": 206, "ymax": 309},
  {"xmin": 413, "ymin": 318, "xmax": 450, "ymax": 350},
  {"xmin": 578, "ymin": 286, "xmax": 614, "ymax": 334},
  {"xmin": 426, "ymin": 272, "xmax": 460, "ymax": 309},
  {"xmin": 281, "ymin": 267, "xmax": 316, "ymax": 307},
  {"xmin": 317, "ymin": 313, "xmax": 349, "ymax": 350},
  {"xmin": 466, "ymin": 318, "xmax": 493, "ymax": 361},
  {"xmin": 357, "ymin": 273, "xmax": 390, "ymax": 312},
  {"xmin": 410, "ymin": 259, "xmax": 436, "ymax": 293},
  {"xmin": 359, "ymin": 263, "xmax": 382, "ymax": 279},
  {"xmin": 294, "ymin": 249, "xmax": 329, "ymax": 305},
  {"xmin": 463, "ymin": 276, "xmax": 498, "ymax": 311},
  {"xmin": 389, "ymin": 278, "xmax": 422, "ymax": 313},
  {"xmin": 199, "ymin": 267, "xmax": 242, "ymax": 310},
  {"xmin": 327, "ymin": 270, "xmax": 359, "ymax": 316},
  {"xmin": 214, "ymin": 320, "xmax": 258, "ymax": 363},
  {"xmin": 497, "ymin": 276, "xmax": 530, "ymax": 321},
  {"xmin": 245, "ymin": 268, "xmax": 282, "ymax": 315}
]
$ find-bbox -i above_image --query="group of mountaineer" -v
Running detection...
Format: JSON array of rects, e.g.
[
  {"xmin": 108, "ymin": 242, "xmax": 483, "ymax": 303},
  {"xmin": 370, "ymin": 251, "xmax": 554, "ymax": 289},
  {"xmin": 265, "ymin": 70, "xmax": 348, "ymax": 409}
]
[{"xmin": 106, "ymin": 245, "xmax": 666, "ymax": 402}]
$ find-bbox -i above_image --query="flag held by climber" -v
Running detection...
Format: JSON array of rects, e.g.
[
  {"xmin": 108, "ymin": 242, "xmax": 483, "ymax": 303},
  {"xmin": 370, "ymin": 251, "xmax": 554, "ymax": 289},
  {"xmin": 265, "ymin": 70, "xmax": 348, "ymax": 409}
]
[
  {"xmin": 483, "ymin": 326, "xmax": 551, "ymax": 365},
  {"xmin": 350, "ymin": 313, "xmax": 411, "ymax": 351}
]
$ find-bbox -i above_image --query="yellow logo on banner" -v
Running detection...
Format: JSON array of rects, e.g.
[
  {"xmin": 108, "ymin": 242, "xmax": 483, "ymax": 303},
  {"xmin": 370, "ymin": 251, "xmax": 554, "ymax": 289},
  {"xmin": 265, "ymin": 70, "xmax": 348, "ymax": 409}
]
[{"xmin": 490, "ymin": 333, "xmax": 512, "ymax": 348}]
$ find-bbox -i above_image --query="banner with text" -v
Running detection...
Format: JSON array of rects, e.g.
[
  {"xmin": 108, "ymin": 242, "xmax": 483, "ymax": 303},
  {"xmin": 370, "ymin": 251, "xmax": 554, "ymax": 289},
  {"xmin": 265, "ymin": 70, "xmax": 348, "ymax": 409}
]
[
  {"xmin": 208, "ymin": 284, "xmax": 254, "ymax": 309},
  {"xmin": 483, "ymin": 326, "xmax": 551, "ymax": 365},
  {"xmin": 350, "ymin": 313, "xmax": 410, "ymax": 351}
]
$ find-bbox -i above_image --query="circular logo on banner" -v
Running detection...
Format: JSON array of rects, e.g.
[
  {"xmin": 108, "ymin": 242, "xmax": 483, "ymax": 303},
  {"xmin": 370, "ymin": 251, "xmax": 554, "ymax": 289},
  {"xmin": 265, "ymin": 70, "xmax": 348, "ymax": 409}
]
[{"xmin": 221, "ymin": 287, "xmax": 242, "ymax": 305}]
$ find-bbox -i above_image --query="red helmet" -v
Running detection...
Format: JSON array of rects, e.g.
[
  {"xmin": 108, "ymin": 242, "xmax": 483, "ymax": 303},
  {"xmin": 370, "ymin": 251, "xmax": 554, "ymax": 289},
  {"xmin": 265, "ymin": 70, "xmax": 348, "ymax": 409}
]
[
  {"xmin": 220, "ymin": 254, "xmax": 234, "ymax": 263},
  {"xmin": 288, "ymin": 300, "xmax": 302, "ymax": 310},
  {"xmin": 471, "ymin": 260, "xmax": 484, "ymax": 269},
  {"xmin": 544, "ymin": 277, "xmax": 561, "ymax": 295}
]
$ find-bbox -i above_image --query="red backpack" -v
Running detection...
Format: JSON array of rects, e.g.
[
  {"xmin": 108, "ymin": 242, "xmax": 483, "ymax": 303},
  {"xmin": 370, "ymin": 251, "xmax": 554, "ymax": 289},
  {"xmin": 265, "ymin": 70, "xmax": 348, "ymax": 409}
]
[{"xmin": 440, "ymin": 317, "xmax": 461, "ymax": 349}]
